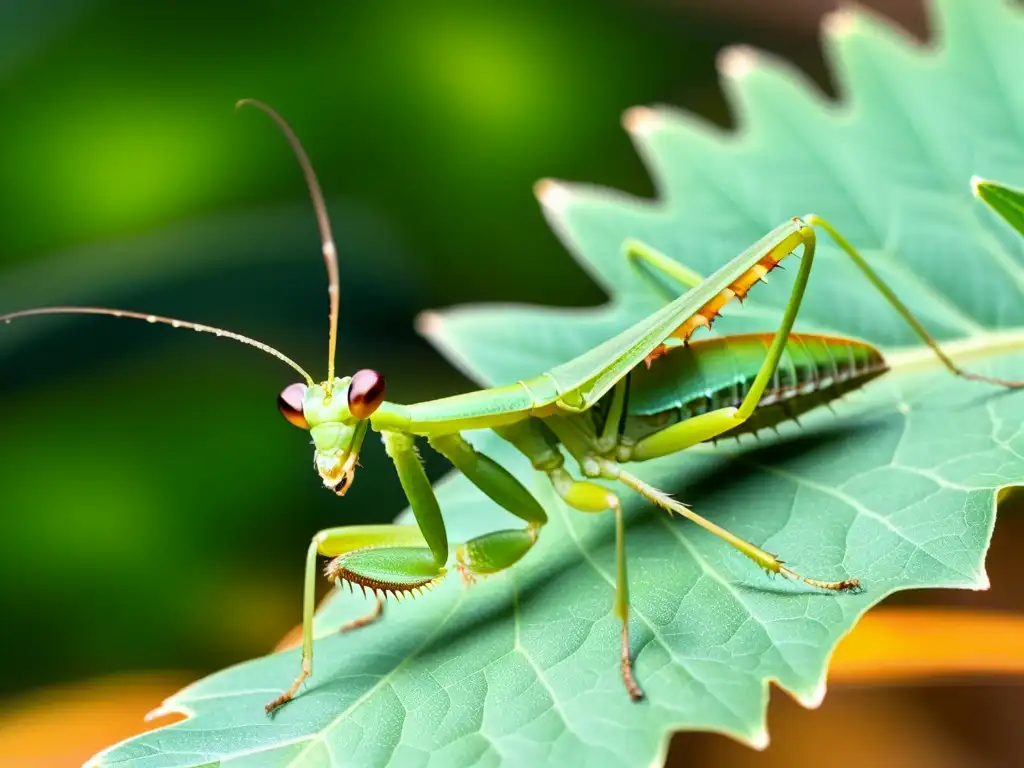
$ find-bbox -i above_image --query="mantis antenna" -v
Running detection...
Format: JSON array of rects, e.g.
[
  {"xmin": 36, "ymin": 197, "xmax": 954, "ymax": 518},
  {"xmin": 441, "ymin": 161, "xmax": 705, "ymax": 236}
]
[
  {"xmin": 236, "ymin": 99, "xmax": 341, "ymax": 391},
  {"xmin": 0, "ymin": 306, "xmax": 314, "ymax": 385}
]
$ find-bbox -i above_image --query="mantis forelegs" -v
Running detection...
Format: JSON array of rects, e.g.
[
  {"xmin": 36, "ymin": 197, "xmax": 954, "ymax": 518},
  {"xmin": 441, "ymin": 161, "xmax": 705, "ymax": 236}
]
[
  {"xmin": 428, "ymin": 432, "xmax": 548, "ymax": 583},
  {"xmin": 384, "ymin": 430, "xmax": 449, "ymax": 568},
  {"xmin": 266, "ymin": 524, "xmax": 436, "ymax": 713},
  {"xmin": 267, "ymin": 430, "xmax": 550, "ymax": 712},
  {"xmin": 268, "ymin": 431, "xmax": 452, "ymax": 713},
  {"xmin": 387, "ymin": 430, "xmax": 549, "ymax": 584},
  {"xmin": 428, "ymin": 433, "xmax": 547, "ymax": 526}
]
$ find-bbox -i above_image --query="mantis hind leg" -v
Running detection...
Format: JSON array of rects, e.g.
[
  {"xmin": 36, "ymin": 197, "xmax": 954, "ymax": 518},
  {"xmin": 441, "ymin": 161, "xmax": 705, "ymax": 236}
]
[
  {"xmin": 612, "ymin": 461, "xmax": 859, "ymax": 592},
  {"xmin": 806, "ymin": 214, "xmax": 1024, "ymax": 389},
  {"xmin": 631, "ymin": 222, "xmax": 820, "ymax": 460},
  {"xmin": 622, "ymin": 228, "xmax": 858, "ymax": 591}
]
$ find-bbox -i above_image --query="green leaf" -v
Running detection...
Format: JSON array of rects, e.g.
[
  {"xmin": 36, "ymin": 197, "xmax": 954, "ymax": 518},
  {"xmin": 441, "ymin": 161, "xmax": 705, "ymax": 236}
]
[
  {"xmin": 973, "ymin": 176, "xmax": 1024, "ymax": 239},
  {"xmin": 90, "ymin": 1, "xmax": 1024, "ymax": 765}
]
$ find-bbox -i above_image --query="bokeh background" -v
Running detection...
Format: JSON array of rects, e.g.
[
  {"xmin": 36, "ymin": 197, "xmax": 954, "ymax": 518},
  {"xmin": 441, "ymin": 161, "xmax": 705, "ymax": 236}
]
[{"xmin": 1, "ymin": 0, "xmax": 1021, "ymax": 765}]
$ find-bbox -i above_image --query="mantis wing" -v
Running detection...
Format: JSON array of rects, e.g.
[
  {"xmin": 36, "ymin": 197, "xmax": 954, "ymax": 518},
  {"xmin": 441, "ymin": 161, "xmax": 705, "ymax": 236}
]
[
  {"xmin": 398, "ymin": 218, "xmax": 805, "ymax": 431},
  {"xmin": 544, "ymin": 219, "xmax": 805, "ymax": 410}
]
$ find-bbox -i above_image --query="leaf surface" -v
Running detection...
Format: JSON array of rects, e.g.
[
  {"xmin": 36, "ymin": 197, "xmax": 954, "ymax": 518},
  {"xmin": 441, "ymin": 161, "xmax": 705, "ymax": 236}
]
[{"xmin": 90, "ymin": 1, "xmax": 1024, "ymax": 765}]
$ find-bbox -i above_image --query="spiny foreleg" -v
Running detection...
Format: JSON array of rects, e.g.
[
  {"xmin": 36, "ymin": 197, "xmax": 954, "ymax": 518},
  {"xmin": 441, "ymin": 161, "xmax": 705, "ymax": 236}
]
[
  {"xmin": 266, "ymin": 523, "xmax": 443, "ymax": 714},
  {"xmin": 267, "ymin": 429, "xmax": 551, "ymax": 713}
]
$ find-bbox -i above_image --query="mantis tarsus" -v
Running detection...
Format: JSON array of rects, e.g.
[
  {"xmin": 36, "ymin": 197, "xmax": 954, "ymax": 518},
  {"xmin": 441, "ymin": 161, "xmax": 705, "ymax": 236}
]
[{"xmin": 3, "ymin": 101, "xmax": 1022, "ymax": 713}]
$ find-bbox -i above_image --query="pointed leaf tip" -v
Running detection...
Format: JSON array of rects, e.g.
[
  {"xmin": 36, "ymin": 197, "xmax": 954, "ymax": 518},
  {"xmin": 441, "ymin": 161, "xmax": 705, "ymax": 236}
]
[
  {"xmin": 717, "ymin": 45, "xmax": 759, "ymax": 79},
  {"xmin": 415, "ymin": 310, "xmax": 443, "ymax": 339},
  {"xmin": 822, "ymin": 6, "xmax": 858, "ymax": 38},
  {"xmin": 748, "ymin": 726, "xmax": 770, "ymax": 751},
  {"xmin": 972, "ymin": 568, "xmax": 990, "ymax": 591},
  {"xmin": 534, "ymin": 178, "xmax": 572, "ymax": 214},
  {"xmin": 622, "ymin": 106, "xmax": 661, "ymax": 136},
  {"xmin": 797, "ymin": 678, "xmax": 829, "ymax": 710}
]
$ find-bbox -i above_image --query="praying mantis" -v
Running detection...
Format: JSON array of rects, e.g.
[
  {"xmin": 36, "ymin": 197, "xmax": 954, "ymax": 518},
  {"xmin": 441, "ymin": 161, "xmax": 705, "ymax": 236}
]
[{"xmin": 3, "ymin": 101, "xmax": 1022, "ymax": 713}]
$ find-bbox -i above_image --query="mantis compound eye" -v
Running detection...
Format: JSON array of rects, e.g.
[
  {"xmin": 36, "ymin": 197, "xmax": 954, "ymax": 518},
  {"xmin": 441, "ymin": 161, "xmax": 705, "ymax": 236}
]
[
  {"xmin": 348, "ymin": 369, "xmax": 386, "ymax": 420},
  {"xmin": 277, "ymin": 382, "xmax": 309, "ymax": 429}
]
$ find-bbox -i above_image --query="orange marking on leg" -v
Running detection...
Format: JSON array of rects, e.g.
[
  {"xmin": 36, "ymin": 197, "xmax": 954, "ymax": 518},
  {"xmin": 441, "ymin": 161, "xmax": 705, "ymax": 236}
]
[{"xmin": 646, "ymin": 244, "xmax": 795, "ymax": 367}]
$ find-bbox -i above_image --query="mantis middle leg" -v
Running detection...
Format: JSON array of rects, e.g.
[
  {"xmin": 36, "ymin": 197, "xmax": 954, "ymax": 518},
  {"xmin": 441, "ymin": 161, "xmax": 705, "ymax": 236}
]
[{"xmin": 496, "ymin": 417, "xmax": 645, "ymax": 700}]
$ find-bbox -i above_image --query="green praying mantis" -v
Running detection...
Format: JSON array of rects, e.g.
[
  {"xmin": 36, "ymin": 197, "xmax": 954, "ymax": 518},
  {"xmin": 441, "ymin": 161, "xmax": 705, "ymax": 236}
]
[{"xmin": 3, "ymin": 101, "xmax": 1022, "ymax": 713}]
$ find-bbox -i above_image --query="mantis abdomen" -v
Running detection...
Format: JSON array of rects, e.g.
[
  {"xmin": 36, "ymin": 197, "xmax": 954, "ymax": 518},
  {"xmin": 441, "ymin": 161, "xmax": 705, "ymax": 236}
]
[{"xmin": 620, "ymin": 333, "xmax": 888, "ymax": 443}]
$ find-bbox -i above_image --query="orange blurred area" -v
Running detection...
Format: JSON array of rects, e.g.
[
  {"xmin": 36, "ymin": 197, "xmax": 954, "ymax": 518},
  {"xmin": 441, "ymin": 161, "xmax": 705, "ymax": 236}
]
[
  {"xmin": 674, "ymin": 607, "xmax": 1024, "ymax": 766},
  {"xmin": 0, "ymin": 673, "xmax": 188, "ymax": 768},
  {"xmin": 831, "ymin": 608, "xmax": 1024, "ymax": 683}
]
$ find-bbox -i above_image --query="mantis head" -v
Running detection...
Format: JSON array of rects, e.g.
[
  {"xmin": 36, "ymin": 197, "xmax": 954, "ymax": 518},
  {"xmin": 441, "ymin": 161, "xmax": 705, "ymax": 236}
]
[{"xmin": 277, "ymin": 371, "xmax": 387, "ymax": 495}]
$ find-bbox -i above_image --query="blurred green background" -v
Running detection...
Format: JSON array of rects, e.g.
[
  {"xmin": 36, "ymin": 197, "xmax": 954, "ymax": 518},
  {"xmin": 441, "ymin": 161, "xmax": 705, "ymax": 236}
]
[{"xmin": 14, "ymin": 2, "xmax": 1022, "ymax": 767}]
